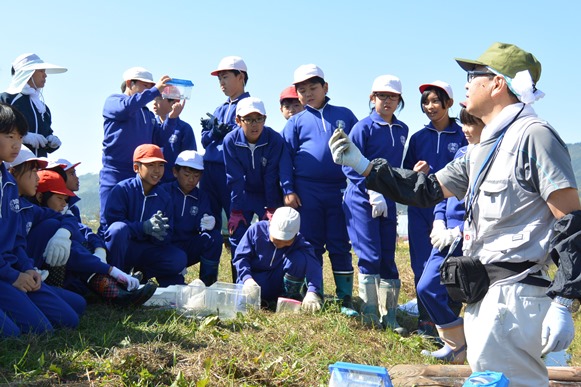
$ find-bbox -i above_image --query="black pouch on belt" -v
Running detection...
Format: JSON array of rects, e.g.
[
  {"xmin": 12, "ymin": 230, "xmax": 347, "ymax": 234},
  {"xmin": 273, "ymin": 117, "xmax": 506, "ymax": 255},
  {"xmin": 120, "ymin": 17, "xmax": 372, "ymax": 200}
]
[{"xmin": 440, "ymin": 255, "xmax": 490, "ymax": 304}]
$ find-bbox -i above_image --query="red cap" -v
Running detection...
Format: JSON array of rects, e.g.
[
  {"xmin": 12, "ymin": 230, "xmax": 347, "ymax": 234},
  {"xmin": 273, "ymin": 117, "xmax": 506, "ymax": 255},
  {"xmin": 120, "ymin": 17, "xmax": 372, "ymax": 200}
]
[
  {"xmin": 37, "ymin": 170, "xmax": 76, "ymax": 197},
  {"xmin": 279, "ymin": 85, "xmax": 299, "ymax": 102},
  {"xmin": 133, "ymin": 144, "xmax": 166, "ymax": 163}
]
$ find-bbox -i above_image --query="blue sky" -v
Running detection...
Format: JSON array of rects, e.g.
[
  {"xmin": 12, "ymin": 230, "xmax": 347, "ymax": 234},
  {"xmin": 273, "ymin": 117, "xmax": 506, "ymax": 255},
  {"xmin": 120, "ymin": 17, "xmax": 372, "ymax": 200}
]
[{"xmin": 1, "ymin": 1, "xmax": 578, "ymax": 175}]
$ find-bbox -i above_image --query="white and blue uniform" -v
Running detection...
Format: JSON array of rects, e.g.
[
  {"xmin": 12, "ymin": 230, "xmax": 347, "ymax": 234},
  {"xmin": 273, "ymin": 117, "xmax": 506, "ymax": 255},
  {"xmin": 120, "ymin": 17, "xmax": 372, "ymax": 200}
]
[
  {"xmin": 0, "ymin": 163, "xmax": 83, "ymax": 335},
  {"xmin": 416, "ymin": 146, "xmax": 467, "ymax": 325},
  {"xmin": 282, "ymin": 97, "xmax": 357, "ymax": 272},
  {"xmin": 100, "ymin": 87, "xmax": 177, "ymax": 231},
  {"xmin": 161, "ymin": 180, "xmax": 222, "ymax": 285},
  {"xmin": 103, "ymin": 175, "xmax": 187, "ymax": 287},
  {"xmin": 223, "ymin": 125, "xmax": 288, "ymax": 256},
  {"xmin": 233, "ymin": 220, "xmax": 323, "ymax": 302},
  {"xmin": 157, "ymin": 117, "xmax": 197, "ymax": 183},
  {"xmin": 19, "ymin": 197, "xmax": 111, "ymax": 297},
  {"xmin": 343, "ymin": 111, "xmax": 408, "ymax": 277},
  {"xmin": 402, "ymin": 120, "xmax": 466, "ymax": 286},
  {"xmin": 200, "ymin": 92, "xmax": 250, "ymax": 230}
]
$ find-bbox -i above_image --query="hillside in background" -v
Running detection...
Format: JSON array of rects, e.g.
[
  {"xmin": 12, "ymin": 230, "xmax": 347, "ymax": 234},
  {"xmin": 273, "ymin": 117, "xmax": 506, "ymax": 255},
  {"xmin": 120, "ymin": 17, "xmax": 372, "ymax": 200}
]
[
  {"xmin": 76, "ymin": 143, "xmax": 581, "ymax": 221},
  {"xmin": 76, "ymin": 173, "xmax": 100, "ymax": 222}
]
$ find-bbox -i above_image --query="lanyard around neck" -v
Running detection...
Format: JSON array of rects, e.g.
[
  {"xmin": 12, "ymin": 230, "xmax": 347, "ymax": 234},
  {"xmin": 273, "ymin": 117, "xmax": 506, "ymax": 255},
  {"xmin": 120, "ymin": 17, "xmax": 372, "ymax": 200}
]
[{"xmin": 465, "ymin": 105, "xmax": 524, "ymax": 226}]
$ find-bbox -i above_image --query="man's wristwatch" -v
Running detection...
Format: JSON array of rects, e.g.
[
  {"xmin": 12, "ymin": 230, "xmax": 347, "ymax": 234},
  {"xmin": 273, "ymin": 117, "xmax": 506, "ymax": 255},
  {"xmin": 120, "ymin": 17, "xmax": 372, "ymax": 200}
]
[{"xmin": 553, "ymin": 296, "xmax": 581, "ymax": 313}]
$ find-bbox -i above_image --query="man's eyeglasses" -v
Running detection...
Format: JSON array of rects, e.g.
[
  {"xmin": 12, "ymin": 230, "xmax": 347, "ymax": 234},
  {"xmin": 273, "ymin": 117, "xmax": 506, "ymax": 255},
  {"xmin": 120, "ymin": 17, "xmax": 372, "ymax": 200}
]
[
  {"xmin": 467, "ymin": 71, "xmax": 496, "ymax": 83},
  {"xmin": 240, "ymin": 116, "xmax": 266, "ymax": 125},
  {"xmin": 373, "ymin": 93, "xmax": 400, "ymax": 101}
]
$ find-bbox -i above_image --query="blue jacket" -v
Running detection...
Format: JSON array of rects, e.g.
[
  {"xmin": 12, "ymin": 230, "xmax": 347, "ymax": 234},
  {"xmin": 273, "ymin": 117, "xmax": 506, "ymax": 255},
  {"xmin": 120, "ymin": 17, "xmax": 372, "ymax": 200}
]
[
  {"xmin": 104, "ymin": 176, "xmax": 174, "ymax": 244},
  {"xmin": 0, "ymin": 163, "xmax": 34, "ymax": 283},
  {"xmin": 18, "ymin": 197, "xmax": 79, "ymax": 240},
  {"xmin": 233, "ymin": 220, "xmax": 322, "ymax": 294},
  {"xmin": 102, "ymin": 87, "xmax": 177, "ymax": 179},
  {"xmin": 433, "ymin": 146, "xmax": 468, "ymax": 231},
  {"xmin": 157, "ymin": 116, "xmax": 197, "ymax": 183},
  {"xmin": 344, "ymin": 111, "xmax": 408, "ymax": 193},
  {"xmin": 223, "ymin": 125, "xmax": 288, "ymax": 210},
  {"xmin": 201, "ymin": 92, "xmax": 250, "ymax": 164},
  {"xmin": 161, "ymin": 181, "xmax": 213, "ymax": 243},
  {"xmin": 282, "ymin": 97, "xmax": 358, "ymax": 185},
  {"xmin": 403, "ymin": 119, "xmax": 467, "ymax": 173},
  {"xmin": 0, "ymin": 93, "xmax": 58, "ymax": 157}
]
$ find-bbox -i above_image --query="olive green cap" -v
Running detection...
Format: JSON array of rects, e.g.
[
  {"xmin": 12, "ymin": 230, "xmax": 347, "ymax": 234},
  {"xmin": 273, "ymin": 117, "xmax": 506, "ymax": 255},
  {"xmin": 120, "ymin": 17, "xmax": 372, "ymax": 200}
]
[{"xmin": 455, "ymin": 42, "xmax": 542, "ymax": 83}]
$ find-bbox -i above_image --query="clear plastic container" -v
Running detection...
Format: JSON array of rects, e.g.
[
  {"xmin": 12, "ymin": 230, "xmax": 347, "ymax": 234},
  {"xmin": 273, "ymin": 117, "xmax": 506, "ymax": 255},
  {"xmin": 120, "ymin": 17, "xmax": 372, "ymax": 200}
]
[
  {"xmin": 276, "ymin": 297, "xmax": 302, "ymax": 313},
  {"xmin": 328, "ymin": 362, "xmax": 392, "ymax": 387},
  {"xmin": 143, "ymin": 285, "xmax": 183, "ymax": 307},
  {"xmin": 161, "ymin": 78, "xmax": 194, "ymax": 100},
  {"xmin": 205, "ymin": 281, "xmax": 260, "ymax": 319}
]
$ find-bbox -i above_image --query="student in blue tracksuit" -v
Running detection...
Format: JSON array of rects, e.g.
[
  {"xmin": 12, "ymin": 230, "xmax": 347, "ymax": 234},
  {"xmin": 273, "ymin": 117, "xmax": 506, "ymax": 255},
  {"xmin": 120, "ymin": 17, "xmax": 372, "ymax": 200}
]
[
  {"xmin": 418, "ymin": 107, "xmax": 484, "ymax": 363},
  {"xmin": 342, "ymin": 75, "xmax": 409, "ymax": 333},
  {"xmin": 103, "ymin": 144, "xmax": 187, "ymax": 287},
  {"xmin": 0, "ymin": 103, "xmax": 82, "ymax": 335},
  {"xmin": 162, "ymin": 150, "xmax": 222, "ymax": 286},
  {"xmin": 402, "ymin": 80, "xmax": 467, "ymax": 336},
  {"xmin": 279, "ymin": 86, "xmax": 304, "ymax": 120},
  {"xmin": 21, "ymin": 166, "xmax": 156, "ymax": 307},
  {"xmin": 0, "ymin": 53, "xmax": 66, "ymax": 157},
  {"xmin": 234, "ymin": 206, "xmax": 323, "ymax": 312},
  {"xmin": 282, "ymin": 64, "xmax": 359, "ymax": 316},
  {"xmin": 224, "ymin": 97, "xmax": 289, "ymax": 265},
  {"xmin": 152, "ymin": 96, "xmax": 197, "ymax": 183},
  {"xmin": 200, "ymin": 56, "xmax": 250, "ymax": 234},
  {"xmin": 100, "ymin": 67, "xmax": 184, "ymax": 233}
]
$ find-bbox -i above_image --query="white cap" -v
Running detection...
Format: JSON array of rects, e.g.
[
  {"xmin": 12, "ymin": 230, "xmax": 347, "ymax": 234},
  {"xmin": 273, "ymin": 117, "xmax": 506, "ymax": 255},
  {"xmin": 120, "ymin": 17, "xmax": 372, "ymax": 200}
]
[
  {"xmin": 6, "ymin": 53, "xmax": 67, "ymax": 94},
  {"xmin": 372, "ymin": 75, "xmax": 402, "ymax": 94},
  {"xmin": 47, "ymin": 158, "xmax": 80, "ymax": 171},
  {"xmin": 123, "ymin": 67, "xmax": 155, "ymax": 84},
  {"xmin": 269, "ymin": 207, "xmax": 300, "ymax": 241},
  {"xmin": 12, "ymin": 53, "xmax": 67, "ymax": 74},
  {"xmin": 236, "ymin": 97, "xmax": 266, "ymax": 117},
  {"xmin": 419, "ymin": 80, "xmax": 453, "ymax": 99},
  {"xmin": 175, "ymin": 150, "xmax": 204, "ymax": 170},
  {"xmin": 293, "ymin": 64, "xmax": 325, "ymax": 84},
  {"xmin": 211, "ymin": 56, "xmax": 247, "ymax": 76},
  {"xmin": 5, "ymin": 147, "xmax": 48, "ymax": 169}
]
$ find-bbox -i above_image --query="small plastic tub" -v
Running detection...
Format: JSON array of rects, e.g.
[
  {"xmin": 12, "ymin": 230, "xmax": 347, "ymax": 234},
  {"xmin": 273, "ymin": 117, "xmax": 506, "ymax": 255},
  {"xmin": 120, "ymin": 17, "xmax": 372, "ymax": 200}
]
[
  {"xmin": 276, "ymin": 297, "xmax": 302, "ymax": 313},
  {"xmin": 162, "ymin": 79, "xmax": 194, "ymax": 100}
]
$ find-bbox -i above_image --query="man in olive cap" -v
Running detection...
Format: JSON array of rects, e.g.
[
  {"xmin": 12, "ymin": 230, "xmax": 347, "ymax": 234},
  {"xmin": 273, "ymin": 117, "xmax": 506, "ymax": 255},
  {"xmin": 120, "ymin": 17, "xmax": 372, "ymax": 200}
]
[{"xmin": 329, "ymin": 42, "xmax": 580, "ymax": 386}]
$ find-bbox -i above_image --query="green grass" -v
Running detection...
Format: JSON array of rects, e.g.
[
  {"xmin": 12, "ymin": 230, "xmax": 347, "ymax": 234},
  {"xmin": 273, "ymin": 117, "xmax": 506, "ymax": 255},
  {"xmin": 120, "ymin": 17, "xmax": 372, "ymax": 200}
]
[{"xmin": 0, "ymin": 241, "xmax": 579, "ymax": 386}]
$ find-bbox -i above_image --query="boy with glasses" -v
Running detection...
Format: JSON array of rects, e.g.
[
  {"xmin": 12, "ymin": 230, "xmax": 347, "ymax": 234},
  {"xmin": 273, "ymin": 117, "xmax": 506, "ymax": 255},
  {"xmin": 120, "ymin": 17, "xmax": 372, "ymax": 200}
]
[{"xmin": 223, "ymin": 97, "xmax": 291, "ymax": 272}]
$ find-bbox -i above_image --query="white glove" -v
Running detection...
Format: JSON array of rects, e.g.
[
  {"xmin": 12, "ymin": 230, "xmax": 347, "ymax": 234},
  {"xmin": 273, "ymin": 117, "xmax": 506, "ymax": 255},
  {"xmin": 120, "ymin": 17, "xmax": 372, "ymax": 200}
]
[
  {"xmin": 109, "ymin": 266, "xmax": 140, "ymax": 291},
  {"xmin": 328, "ymin": 129, "xmax": 370, "ymax": 174},
  {"xmin": 301, "ymin": 291, "xmax": 323, "ymax": 312},
  {"xmin": 93, "ymin": 247, "xmax": 107, "ymax": 264},
  {"xmin": 242, "ymin": 277, "xmax": 261, "ymax": 301},
  {"xmin": 43, "ymin": 228, "xmax": 71, "ymax": 266},
  {"xmin": 22, "ymin": 133, "xmax": 48, "ymax": 149},
  {"xmin": 541, "ymin": 302, "xmax": 575, "ymax": 355},
  {"xmin": 430, "ymin": 225, "xmax": 461, "ymax": 252},
  {"xmin": 46, "ymin": 134, "xmax": 61, "ymax": 149},
  {"xmin": 34, "ymin": 267, "xmax": 49, "ymax": 282},
  {"xmin": 368, "ymin": 190, "xmax": 388, "ymax": 218},
  {"xmin": 200, "ymin": 213, "xmax": 216, "ymax": 231}
]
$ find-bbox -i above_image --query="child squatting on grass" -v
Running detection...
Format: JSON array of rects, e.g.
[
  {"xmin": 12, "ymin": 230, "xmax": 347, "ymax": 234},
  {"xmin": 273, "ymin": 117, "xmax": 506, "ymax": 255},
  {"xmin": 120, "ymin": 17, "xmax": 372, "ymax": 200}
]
[{"xmin": 0, "ymin": 103, "xmax": 83, "ymax": 337}]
